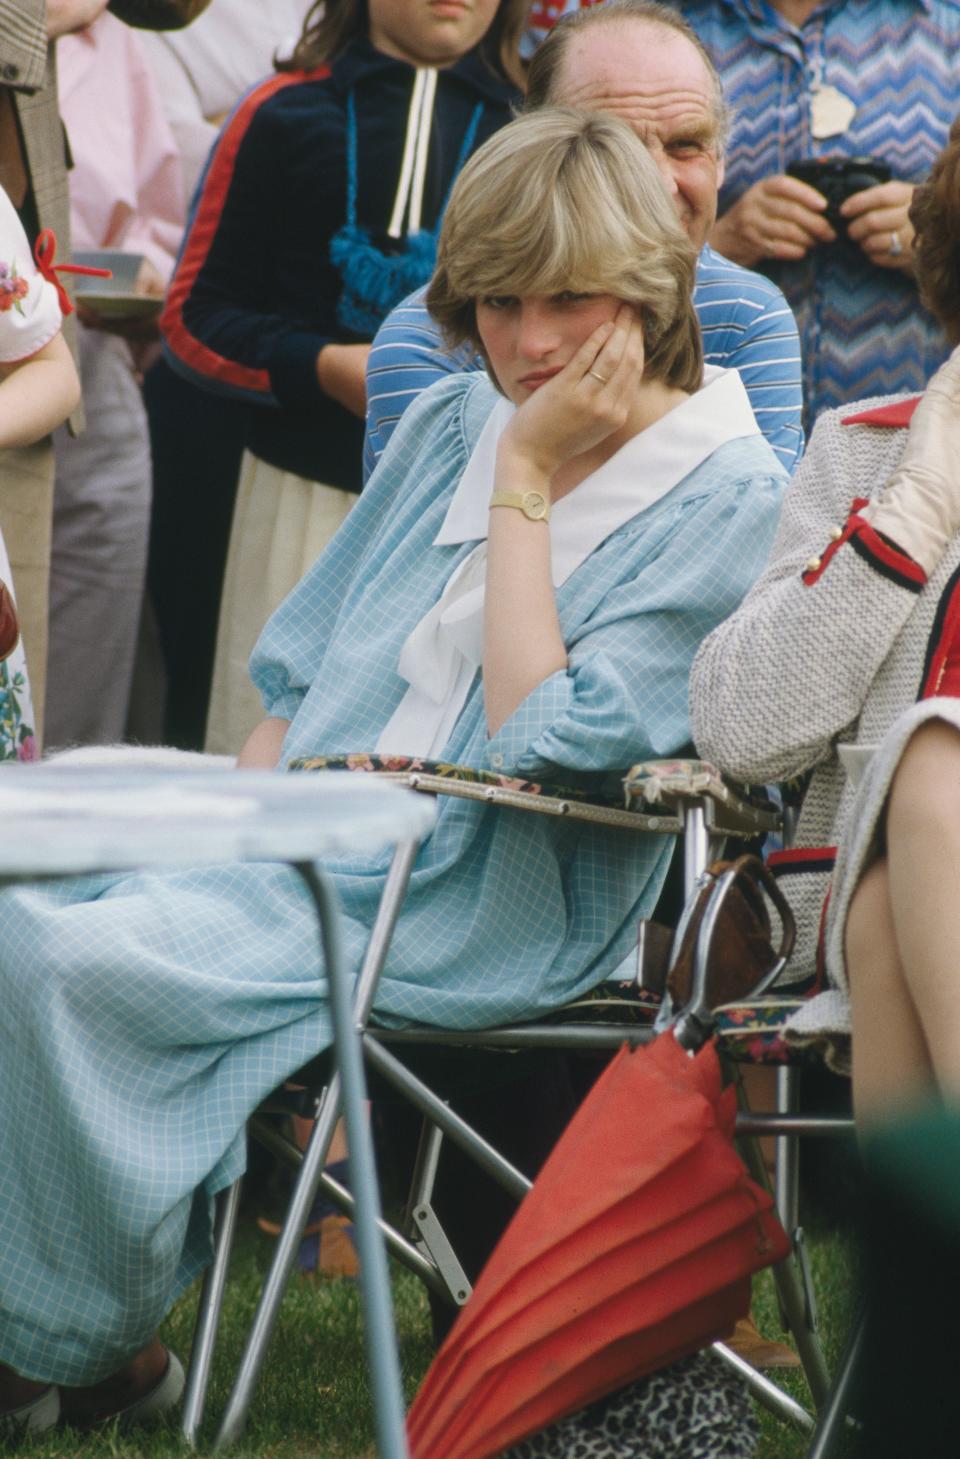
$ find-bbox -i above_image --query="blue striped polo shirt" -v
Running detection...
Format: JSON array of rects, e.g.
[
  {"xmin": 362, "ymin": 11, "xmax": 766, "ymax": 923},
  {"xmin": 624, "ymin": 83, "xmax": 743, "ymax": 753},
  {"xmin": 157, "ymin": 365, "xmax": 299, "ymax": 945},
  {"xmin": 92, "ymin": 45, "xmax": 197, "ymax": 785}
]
[{"xmin": 363, "ymin": 248, "xmax": 804, "ymax": 480}]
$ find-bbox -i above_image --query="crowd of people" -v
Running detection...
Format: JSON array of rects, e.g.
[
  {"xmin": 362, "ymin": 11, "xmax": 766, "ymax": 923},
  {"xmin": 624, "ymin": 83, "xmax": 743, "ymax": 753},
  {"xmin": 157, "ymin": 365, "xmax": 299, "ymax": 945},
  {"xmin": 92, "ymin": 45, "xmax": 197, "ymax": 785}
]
[{"xmin": 0, "ymin": 0, "xmax": 959, "ymax": 1452}]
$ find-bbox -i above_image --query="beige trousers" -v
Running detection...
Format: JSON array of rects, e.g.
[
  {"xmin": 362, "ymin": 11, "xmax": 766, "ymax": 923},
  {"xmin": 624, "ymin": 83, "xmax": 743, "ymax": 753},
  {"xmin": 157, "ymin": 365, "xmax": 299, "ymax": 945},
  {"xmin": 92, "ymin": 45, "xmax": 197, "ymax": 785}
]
[
  {"xmin": 204, "ymin": 451, "xmax": 355, "ymax": 756},
  {"xmin": 0, "ymin": 439, "xmax": 53, "ymax": 746}
]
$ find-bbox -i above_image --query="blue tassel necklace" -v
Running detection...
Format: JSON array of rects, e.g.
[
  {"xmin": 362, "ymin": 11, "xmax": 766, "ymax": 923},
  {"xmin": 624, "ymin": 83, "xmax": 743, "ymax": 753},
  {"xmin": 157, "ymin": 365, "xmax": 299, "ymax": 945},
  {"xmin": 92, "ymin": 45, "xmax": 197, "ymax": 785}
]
[{"xmin": 330, "ymin": 70, "xmax": 482, "ymax": 338}]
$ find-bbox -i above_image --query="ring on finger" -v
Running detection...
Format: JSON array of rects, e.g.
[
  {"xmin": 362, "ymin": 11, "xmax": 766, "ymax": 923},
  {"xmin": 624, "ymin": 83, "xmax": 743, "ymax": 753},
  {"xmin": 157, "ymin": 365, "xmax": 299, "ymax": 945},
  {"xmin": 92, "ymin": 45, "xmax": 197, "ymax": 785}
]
[
  {"xmin": 889, "ymin": 229, "xmax": 903, "ymax": 257},
  {"xmin": 588, "ymin": 368, "xmax": 609, "ymax": 384}
]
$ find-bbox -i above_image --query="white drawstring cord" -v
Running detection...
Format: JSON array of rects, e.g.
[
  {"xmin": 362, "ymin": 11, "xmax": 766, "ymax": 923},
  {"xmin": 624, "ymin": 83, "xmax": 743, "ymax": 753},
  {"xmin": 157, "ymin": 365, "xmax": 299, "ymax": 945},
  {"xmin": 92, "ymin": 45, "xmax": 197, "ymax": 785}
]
[
  {"xmin": 408, "ymin": 67, "xmax": 438, "ymax": 236},
  {"xmin": 387, "ymin": 69, "xmax": 425, "ymax": 239},
  {"xmin": 386, "ymin": 67, "xmax": 437, "ymax": 239}
]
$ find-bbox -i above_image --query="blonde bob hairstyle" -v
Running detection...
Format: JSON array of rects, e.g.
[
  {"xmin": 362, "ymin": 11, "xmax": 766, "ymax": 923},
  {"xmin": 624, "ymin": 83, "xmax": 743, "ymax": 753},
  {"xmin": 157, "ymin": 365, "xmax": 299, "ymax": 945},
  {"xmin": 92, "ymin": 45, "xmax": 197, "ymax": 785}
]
[{"xmin": 427, "ymin": 108, "xmax": 702, "ymax": 394}]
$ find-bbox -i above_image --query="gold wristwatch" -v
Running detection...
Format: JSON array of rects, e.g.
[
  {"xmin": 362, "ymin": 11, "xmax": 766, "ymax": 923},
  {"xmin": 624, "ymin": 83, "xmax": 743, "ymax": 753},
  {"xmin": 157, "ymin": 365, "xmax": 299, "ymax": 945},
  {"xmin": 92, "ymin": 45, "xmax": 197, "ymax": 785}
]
[{"xmin": 488, "ymin": 489, "xmax": 550, "ymax": 522}]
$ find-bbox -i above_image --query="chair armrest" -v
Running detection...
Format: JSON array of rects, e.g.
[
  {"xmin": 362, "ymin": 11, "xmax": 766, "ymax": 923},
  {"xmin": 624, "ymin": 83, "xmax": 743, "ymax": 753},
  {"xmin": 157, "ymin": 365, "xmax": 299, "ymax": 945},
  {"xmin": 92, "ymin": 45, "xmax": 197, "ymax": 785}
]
[
  {"xmin": 288, "ymin": 753, "xmax": 682, "ymax": 835},
  {"xmin": 623, "ymin": 759, "xmax": 782, "ymax": 837}
]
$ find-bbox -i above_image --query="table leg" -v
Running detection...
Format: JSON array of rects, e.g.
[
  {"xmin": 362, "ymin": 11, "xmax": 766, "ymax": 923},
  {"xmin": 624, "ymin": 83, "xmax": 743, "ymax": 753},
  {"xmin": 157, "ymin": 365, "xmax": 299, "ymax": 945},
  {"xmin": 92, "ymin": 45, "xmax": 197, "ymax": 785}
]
[
  {"xmin": 212, "ymin": 841, "xmax": 419, "ymax": 1454},
  {"xmin": 300, "ymin": 857, "xmax": 412, "ymax": 1459}
]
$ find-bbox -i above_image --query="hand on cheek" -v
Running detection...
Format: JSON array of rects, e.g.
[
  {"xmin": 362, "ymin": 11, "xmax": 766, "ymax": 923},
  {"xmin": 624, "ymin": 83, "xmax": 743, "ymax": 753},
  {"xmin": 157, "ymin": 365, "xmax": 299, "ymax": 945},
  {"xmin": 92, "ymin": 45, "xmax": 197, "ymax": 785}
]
[{"xmin": 500, "ymin": 305, "xmax": 645, "ymax": 480}]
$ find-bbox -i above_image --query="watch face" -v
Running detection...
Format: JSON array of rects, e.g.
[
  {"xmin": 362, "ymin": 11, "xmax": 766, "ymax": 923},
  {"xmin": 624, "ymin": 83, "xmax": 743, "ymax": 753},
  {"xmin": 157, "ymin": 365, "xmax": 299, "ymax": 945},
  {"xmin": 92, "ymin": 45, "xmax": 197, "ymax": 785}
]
[{"xmin": 523, "ymin": 491, "xmax": 548, "ymax": 520}]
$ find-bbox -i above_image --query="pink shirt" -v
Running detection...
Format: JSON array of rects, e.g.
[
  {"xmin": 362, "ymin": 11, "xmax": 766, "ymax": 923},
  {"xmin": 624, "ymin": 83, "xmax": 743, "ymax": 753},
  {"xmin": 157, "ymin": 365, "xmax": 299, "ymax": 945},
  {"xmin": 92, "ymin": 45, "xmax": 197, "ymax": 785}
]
[{"xmin": 57, "ymin": 13, "xmax": 185, "ymax": 283}]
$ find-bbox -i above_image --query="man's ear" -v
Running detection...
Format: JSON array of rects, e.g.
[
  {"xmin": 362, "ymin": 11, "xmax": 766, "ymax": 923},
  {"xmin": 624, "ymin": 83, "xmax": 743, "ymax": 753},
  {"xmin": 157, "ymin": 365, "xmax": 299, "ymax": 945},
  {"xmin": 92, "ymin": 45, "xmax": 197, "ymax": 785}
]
[{"xmin": 716, "ymin": 152, "xmax": 726, "ymax": 192}]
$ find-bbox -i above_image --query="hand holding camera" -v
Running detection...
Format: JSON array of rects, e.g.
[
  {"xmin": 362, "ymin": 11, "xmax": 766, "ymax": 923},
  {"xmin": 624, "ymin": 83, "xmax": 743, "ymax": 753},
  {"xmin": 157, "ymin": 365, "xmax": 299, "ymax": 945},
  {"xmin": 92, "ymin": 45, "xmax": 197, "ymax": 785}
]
[
  {"xmin": 710, "ymin": 172, "xmax": 838, "ymax": 269},
  {"xmin": 786, "ymin": 158, "xmax": 915, "ymax": 271},
  {"xmin": 711, "ymin": 156, "xmax": 914, "ymax": 272}
]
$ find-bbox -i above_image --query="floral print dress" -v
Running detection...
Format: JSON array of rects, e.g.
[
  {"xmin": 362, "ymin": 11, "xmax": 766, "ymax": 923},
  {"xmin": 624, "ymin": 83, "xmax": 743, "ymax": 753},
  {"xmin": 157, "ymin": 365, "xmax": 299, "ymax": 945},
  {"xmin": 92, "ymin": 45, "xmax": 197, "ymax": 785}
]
[{"xmin": 0, "ymin": 185, "xmax": 65, "ymax": 760}]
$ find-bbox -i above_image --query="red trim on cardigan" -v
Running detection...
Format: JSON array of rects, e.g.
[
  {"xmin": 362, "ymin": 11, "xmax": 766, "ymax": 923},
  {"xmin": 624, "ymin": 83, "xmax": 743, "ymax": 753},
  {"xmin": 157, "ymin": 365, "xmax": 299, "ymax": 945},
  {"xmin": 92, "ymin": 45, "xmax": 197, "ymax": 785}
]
[
  {"xmin": 849, "ymin": 518, "xmax": 927, "ymax": 587},
  {"xmin": 767, "ymin": 846, "xmax": 837, "ymax": 868},
  {"xmin": 841, "ymin": 397, "xmax": 921, "ymax": 429},
  {"xmin": 802, "ymin": 499, "xmax": 926, "ymax": 589},
  {"xmin": 161, "ymin": 68, "xmax": 330, "ymax": 395},
  {"xmin": 801, "ymin": 499, "xmax": 866, "ymax": 585},
  {"xmin": 921, "ymin": 571, "xmax": 960, "ymax": 698}
]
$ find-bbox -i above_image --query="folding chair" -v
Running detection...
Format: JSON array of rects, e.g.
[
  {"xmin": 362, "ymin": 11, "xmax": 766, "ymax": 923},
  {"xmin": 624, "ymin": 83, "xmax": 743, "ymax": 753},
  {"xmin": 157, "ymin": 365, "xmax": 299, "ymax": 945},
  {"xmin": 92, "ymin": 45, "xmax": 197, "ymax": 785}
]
[{"xmin": 180, "ymin": 755, "xmax": 856, "ymax": 1455}]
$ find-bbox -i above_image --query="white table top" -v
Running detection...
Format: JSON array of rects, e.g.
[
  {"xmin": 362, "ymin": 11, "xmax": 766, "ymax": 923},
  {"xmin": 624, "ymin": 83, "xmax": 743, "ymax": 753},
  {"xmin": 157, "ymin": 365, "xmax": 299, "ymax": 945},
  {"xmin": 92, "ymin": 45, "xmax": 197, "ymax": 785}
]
[{"xmin": 0, "ymin": 766, "xmax": 436, "ymax": 876}]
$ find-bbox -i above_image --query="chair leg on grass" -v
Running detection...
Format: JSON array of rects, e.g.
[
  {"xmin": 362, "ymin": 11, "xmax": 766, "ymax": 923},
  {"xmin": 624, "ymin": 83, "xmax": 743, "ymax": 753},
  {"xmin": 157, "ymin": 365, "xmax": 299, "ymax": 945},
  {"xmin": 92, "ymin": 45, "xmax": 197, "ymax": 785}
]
[
  {"xmin": 804, "ymin": 1311, "xmax": 865, "ymax": 1459},
  {"xmin": 737, "ymin": 1119, "xmax": 831, "ymax": 1405},
  {"xmin": 181, "ymin": 1178, "xmax": 243, "ymax": 1445},
  {"xmin": 213, "ymin": 1081, "xmax": 347, "ymax": 1450}
]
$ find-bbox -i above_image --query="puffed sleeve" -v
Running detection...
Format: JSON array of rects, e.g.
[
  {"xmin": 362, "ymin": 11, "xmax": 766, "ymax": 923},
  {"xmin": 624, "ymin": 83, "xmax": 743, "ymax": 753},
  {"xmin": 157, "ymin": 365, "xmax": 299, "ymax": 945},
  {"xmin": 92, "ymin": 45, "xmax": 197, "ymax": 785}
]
[
  {"xmin": 0, "ymin": 188, "xmax": 62, "ymax": 364},
  {"xmin": 690, "ymin": 410, "xmax": 925, "ymax": 783},
  {"xmin": 482, "ymin": 466, "xmax": 787, "ymax": 778},
  {"xmin": 251, "ymin": 373, "xmax": 475, "ymax": 721}
]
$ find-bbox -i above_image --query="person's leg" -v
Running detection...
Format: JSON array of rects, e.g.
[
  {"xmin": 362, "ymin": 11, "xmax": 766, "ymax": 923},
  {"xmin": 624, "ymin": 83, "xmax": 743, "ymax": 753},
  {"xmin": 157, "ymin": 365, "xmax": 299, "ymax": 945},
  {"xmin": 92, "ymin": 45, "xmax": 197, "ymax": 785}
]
[
  {"xmin": 845, "ymin": 857, "xmax": 933, "ymax": 1123},
  {"xmin": 46, "ymin": 332, "xmax": 151, "ymax": 749},
  {"xmin": 143, "ymin": 358, "xmax": 246, "ymax": 751},
  {"xmin": 884, "ymin": 718, "xmax": 960, "ymax": 1099}
]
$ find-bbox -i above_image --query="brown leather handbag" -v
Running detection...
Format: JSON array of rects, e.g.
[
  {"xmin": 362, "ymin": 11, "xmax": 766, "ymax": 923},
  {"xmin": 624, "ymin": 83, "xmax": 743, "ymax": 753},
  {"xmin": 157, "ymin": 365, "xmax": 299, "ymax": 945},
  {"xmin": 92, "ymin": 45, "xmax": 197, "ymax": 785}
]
[
  {"xmin": 0, "ymin": 579, "xmax": 19, "ymax": 661},
  {"xmin": 637, "ymin": 855, "xmax": 796, "ymax": 1011}
]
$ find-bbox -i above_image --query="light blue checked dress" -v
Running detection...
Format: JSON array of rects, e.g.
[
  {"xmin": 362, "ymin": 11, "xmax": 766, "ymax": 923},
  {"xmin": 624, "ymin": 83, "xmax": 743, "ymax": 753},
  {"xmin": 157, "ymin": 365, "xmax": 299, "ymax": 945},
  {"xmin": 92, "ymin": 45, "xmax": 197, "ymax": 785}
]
[{"xmin": 0, "ymin": 373, "xmax": 786, "ymax": 1384}]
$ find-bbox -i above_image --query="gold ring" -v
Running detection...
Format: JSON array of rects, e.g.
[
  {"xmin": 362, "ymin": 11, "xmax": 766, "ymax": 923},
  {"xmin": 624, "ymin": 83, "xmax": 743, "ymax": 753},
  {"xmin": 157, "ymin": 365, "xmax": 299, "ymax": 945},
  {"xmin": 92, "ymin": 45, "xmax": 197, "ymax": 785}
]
[{"xmin": 588, "ymin": 369, "xmax": 609, "ymax": 384}]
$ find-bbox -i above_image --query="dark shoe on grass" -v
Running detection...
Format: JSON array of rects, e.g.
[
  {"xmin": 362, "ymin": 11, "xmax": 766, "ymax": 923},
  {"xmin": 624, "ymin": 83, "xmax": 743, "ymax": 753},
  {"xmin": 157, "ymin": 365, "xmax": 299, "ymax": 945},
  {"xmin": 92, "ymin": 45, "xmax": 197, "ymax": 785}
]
[
  {"xmin": 59, "ymin": 1342, "xmax": 183, "ymax": 1429},
  {"xmin": 0, "ymin": 1385, "xmax": 59, "ymax": 1436}
]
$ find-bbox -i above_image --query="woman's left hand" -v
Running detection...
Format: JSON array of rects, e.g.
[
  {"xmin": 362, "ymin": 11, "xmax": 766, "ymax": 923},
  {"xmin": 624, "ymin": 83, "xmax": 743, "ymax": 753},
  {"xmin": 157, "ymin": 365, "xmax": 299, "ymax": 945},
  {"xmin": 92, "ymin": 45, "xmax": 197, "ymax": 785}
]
[
  {"xmin": 498, "ymin": 304, "xmax": 645, "ymax": 481},
  {"xmin": 840, "ymin": 180, "xmax": 916, "ymax": 272}
]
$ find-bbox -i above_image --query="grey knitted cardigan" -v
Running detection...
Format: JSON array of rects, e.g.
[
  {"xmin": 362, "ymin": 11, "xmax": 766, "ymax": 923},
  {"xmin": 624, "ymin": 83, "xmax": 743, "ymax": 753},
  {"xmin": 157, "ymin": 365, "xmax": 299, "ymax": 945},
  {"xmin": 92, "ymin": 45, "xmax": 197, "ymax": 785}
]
[{"xmin": 690, "ymin": 393, "xmax": 960, "ymax": 1062}]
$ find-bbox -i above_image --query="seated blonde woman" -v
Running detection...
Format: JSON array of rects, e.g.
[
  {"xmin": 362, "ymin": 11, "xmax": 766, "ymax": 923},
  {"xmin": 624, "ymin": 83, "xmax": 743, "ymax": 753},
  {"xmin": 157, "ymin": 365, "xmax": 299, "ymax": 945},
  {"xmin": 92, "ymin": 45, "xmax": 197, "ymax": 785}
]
[
  {"xmin": 0, "ymin": 109, "xmax": 787, "ymax": 1431},
  {"xmin": 690, "ymin": 118, "xmax": 960, "ymax": 1130}
]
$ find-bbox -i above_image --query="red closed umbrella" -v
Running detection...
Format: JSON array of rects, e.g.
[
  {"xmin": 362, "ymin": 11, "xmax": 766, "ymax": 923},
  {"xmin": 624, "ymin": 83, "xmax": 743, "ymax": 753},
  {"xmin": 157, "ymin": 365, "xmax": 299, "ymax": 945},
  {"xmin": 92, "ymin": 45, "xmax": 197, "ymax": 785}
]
[{"xmin": 407, "ymin": 1030, "xmax": 789, "ymax": 1459}]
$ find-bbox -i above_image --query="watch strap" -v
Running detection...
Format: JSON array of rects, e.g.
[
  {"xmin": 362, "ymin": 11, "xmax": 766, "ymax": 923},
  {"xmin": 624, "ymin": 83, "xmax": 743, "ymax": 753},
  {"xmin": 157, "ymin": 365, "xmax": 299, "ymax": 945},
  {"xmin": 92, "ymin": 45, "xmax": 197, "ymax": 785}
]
[{"xmin": 489, "ymin": 489, "xmax": 550, "ymax": 522}]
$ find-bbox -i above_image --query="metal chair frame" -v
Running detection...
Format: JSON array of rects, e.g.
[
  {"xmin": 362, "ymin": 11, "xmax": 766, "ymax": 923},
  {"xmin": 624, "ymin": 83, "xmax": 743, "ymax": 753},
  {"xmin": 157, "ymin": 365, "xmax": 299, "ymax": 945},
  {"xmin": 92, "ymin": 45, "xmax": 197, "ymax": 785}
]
[{"xmin": 180, "ymin": 765, "xmax": 858, "ymax": 1456}]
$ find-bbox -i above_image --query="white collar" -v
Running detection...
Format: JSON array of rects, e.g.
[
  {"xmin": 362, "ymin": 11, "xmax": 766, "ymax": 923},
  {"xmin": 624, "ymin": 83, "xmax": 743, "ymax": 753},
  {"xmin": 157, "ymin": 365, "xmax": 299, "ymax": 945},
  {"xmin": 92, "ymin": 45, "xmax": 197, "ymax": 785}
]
[{"xmin": 435, "ymin": 365, "xmax": 760, "ymax": 585}]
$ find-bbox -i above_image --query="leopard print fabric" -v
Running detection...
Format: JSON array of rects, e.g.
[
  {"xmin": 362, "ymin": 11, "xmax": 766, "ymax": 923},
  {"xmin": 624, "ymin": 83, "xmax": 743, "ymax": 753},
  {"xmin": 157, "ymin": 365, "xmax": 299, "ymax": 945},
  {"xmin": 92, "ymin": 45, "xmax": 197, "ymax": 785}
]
[{"xmin": 499, "ymin": 1351, "xmax": 757, "ymax": 1459}]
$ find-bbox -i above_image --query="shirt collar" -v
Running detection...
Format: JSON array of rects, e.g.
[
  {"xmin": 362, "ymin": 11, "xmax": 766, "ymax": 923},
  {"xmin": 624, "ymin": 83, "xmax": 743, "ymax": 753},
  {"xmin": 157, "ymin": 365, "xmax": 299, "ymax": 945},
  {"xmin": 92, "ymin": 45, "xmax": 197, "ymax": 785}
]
[{"xmin": 434, "ymin": 366, "xmax": 761, "ymax": 586}]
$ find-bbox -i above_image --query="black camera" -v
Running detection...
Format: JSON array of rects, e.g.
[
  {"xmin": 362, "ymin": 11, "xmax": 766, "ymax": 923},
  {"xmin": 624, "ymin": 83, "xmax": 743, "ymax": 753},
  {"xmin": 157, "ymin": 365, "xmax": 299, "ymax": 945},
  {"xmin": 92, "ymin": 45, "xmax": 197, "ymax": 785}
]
[{"xmin": 786, "ymin": 156, "xmax": 892, "ymax": 238}]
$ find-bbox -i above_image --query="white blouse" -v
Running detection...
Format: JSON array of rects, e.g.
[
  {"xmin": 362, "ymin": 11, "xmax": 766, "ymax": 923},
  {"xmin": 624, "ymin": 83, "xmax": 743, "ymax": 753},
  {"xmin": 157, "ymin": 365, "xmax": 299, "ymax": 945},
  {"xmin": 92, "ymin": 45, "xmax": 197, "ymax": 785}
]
[{"xmin": 0, "ymin": 186, "xmax": 63, "ymax": 364}]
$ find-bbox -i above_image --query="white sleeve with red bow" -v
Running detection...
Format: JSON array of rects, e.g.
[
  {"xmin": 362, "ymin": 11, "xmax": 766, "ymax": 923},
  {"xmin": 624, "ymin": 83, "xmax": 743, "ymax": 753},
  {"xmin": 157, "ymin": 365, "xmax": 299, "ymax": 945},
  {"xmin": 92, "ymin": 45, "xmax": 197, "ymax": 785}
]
[{"xmin": 0, "ymin": 184, "xmax": 63, "ymax": 364}]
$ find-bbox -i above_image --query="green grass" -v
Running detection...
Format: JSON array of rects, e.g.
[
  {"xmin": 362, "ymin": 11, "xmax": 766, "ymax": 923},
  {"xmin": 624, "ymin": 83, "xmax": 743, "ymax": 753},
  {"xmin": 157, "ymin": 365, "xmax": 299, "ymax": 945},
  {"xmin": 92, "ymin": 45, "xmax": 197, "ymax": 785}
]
[
  {"xmin": 752, "ymin": 1234, "xmax": 859, "ymax": 1459},
  {"xmin": 2, "ymin": 1213, "xmax": 857, "ymax": 1459},
  {"xmin": 2, "ymin": 1219, "xmax": 434, "ymax": 1459}
]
